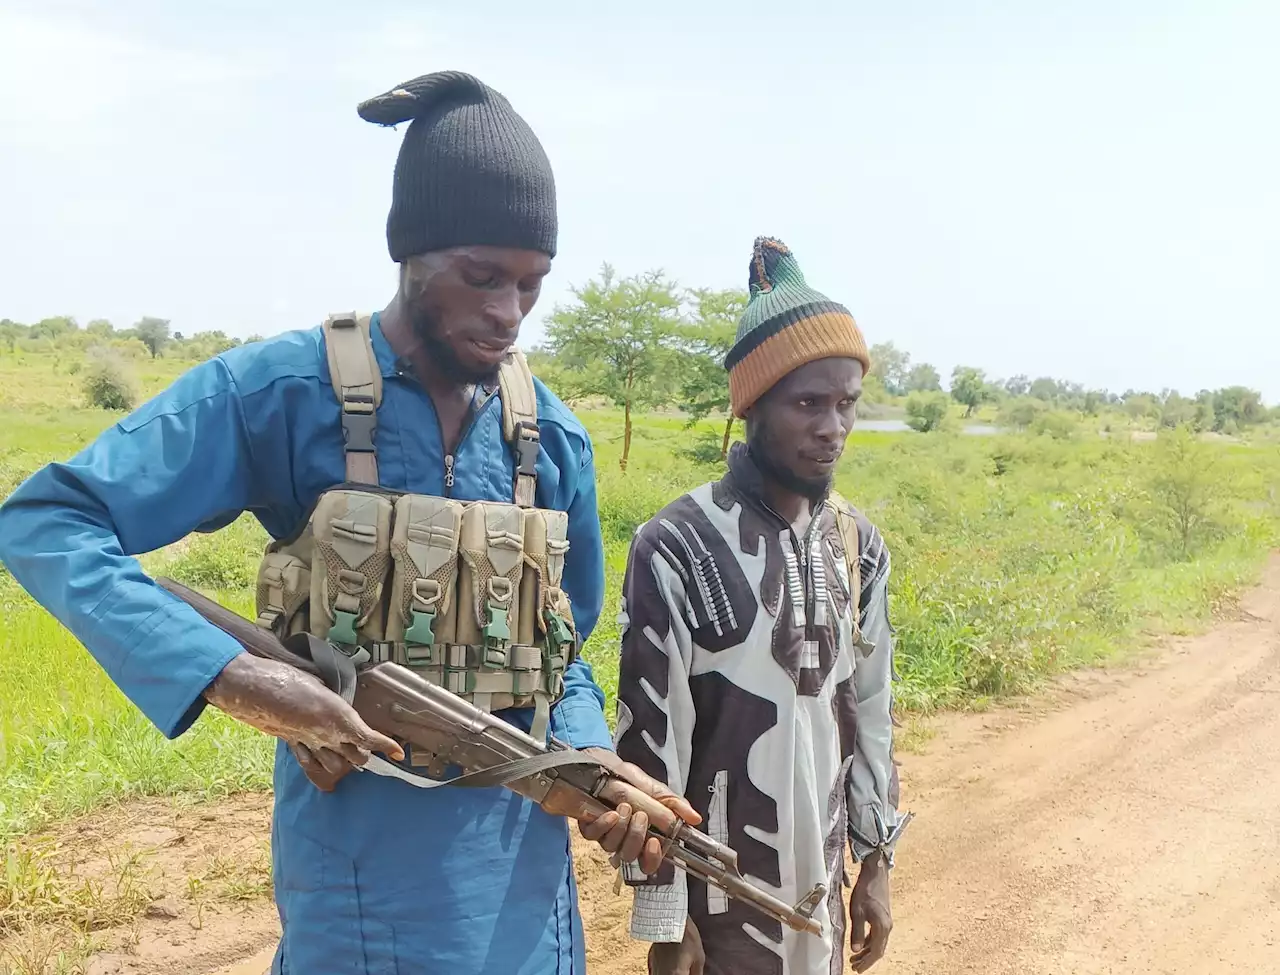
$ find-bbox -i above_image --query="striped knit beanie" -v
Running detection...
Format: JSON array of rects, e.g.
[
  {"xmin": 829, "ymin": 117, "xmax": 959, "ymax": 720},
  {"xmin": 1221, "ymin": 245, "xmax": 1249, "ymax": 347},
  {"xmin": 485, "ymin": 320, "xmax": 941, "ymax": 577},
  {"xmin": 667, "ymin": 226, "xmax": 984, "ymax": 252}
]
[{"xmin": 724, "ymin": 237, "xmax": 870, "ymax": 418}]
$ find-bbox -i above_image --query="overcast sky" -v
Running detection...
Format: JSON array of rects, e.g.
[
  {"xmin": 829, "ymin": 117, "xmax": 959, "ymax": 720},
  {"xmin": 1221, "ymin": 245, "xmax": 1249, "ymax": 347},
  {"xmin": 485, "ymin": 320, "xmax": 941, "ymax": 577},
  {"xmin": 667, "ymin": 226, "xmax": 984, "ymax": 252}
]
[{"xmin": 1, "ymin": 0, "xmax": 1276, "ymax": 400}]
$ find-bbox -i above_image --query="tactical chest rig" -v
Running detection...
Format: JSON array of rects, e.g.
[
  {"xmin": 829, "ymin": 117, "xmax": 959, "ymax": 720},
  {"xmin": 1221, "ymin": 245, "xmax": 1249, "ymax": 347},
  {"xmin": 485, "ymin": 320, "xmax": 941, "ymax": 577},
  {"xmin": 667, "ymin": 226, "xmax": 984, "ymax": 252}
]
[{"xmin": 252, "ymin": 313, "xmax": 577, "ymax": 747}]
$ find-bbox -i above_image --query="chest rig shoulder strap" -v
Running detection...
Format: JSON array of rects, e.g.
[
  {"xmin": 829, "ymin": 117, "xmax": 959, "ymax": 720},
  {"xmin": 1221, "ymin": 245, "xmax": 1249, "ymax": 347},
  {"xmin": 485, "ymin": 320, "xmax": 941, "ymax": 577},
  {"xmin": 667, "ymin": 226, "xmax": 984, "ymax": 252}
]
[
  {"xmin": 323, "ymin": 312, "xmax": 382, "ymax": 484},
  {"xmin": 322, "ymin": 311, "xmax": 542, "ymax": 503},
  {"xmin": 827, "ymin": 490, "xmax": 863, "ymax": 626},
  {"xmin": 497, "ymin": 346, "xmax": 540, "ymax": 509}
]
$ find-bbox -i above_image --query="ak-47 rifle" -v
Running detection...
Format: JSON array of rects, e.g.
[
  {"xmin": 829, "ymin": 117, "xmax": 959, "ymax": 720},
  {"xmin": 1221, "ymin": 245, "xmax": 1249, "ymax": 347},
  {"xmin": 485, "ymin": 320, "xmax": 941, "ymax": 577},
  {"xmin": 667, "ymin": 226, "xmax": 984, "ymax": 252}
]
[{"xmin": 157, "ymin": 577, "xmax": 827, "ymax": 938}]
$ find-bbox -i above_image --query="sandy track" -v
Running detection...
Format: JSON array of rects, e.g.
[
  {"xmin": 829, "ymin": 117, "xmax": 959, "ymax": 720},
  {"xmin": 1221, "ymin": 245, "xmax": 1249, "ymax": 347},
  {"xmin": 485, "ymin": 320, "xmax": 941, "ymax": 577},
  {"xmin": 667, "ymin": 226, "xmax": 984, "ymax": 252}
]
[
  {"xmin": 53, "ymin": 555, "xmax": 1280, "ymax": 975},
  {"xmin": 872, "ymin": 553, "xmax": 1280, "ymax": 975}
]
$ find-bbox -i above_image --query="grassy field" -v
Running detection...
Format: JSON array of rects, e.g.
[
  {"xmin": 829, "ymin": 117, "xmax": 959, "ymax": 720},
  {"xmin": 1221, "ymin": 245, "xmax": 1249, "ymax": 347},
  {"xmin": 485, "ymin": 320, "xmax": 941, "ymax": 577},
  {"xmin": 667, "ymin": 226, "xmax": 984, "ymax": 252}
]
[{"xmin": 2, "ymin": 349, "xmax": 1279, "ymax": 845}]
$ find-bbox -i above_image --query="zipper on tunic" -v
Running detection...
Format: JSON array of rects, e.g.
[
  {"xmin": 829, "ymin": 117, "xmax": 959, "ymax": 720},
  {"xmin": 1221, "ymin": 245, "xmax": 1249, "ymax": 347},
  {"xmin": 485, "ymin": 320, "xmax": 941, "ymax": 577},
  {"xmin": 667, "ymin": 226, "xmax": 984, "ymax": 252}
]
[
  {"xmin": 790, "ymin": 518, "xmax": 825, "ymax": 633},
  {"xmin": 396, "ymin": 360, "xmax": 499, "ymax": 500},
  {"xmin": 759, "ymin": 498, "xmax": 826, "ymax": 633},
  {"xmin": 434, "ymin": 387, "xmax": 492, "ymax": 499}
]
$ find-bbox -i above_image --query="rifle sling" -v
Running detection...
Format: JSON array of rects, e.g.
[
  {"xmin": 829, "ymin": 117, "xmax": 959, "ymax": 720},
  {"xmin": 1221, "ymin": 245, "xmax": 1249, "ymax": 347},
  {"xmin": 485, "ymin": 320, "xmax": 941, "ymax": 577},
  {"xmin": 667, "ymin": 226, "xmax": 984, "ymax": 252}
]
[
  {"xmin": 293, "ymin": 632, "xmax": 368, "ymax": 704},
  {"xmin": 430, "ymin": 749, "xmax": 600, "ymax": 789},
  {"xmin": 360, "ymin": 726, "xmax": 602, "ymax": 791}
]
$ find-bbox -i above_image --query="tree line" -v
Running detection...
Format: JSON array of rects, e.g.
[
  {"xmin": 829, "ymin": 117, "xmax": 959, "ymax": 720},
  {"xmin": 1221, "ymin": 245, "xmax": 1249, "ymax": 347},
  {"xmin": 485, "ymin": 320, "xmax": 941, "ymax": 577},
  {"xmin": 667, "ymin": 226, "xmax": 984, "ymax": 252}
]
[
  {"xmin": 0, "ymin": 315, "xmax": 260, "ymax": 363},
  {"xmin": 6, "ymin": 269, "xmax": 1275, "ymax": 464},
  {"xmin": 535, "ymin": 267, "xmax": 1276, "ymax": 464}
]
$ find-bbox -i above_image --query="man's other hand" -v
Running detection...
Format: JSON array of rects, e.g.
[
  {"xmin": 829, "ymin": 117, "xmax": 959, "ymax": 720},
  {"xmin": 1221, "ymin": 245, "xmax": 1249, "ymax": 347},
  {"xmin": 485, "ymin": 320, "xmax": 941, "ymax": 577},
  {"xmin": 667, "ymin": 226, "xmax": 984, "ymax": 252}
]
[
  {"xmin": 648, "ymin": 919, "xmax": 704, "ymax": 975},
  {"xmin": 849, "ymin": 852, "xmax": 893, "ymax": 972},
  {"xmin": 575, "ymin": 747, "xmax": 700, "ymax": 875}
]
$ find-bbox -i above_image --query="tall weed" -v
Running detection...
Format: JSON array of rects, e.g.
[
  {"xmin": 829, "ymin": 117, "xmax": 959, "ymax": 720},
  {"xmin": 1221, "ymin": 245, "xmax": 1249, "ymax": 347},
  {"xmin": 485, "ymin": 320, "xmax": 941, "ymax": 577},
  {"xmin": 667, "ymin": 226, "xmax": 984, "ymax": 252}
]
[{"xmin": 0, "ymin": 366, "xmax": 1278, "ymax": 838}]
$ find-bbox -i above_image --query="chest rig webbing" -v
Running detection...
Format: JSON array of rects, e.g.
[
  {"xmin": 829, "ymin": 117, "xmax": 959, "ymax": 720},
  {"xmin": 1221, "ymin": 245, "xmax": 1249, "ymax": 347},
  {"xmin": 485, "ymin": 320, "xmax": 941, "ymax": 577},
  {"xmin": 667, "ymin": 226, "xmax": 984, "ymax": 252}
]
[
  {"xmin": 252, "ymin": 312, "xmax": 578, "ymax": 745},
  {"xmin": 826, "ymin": 490, "xmax": 871, "ymax": 655}
]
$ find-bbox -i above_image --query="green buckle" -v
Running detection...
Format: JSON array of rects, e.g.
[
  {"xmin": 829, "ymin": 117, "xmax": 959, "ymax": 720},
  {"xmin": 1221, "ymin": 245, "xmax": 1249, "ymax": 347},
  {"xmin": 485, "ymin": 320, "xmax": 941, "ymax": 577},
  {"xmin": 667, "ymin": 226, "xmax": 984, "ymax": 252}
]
[
  {"xmin": 406, "ymin": 609, "xmax": 436, "ymax": 646},
  {"xmin": 330, "ymin": 609, "xmax": 358, "ymax": 645},
  {"xmin": 545, "ymin": 610, "xmax": 573, "ymax": 649},
  {"xmin": 542, "ymin": 641, "xmax": 566, "ymax": 696},
  {"xmin": 484, "ymin": 604, "xmax": 511, "ymax": 647},
  {"xmin": 543, "ymin": 659, "xmax": 566, "ymax": 693}
]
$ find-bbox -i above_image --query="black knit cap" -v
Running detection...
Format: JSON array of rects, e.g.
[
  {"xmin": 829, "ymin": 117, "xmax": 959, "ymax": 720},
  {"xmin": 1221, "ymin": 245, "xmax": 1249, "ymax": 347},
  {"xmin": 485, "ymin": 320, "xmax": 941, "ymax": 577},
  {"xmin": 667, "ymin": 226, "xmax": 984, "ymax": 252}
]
[{"xmin": 357, "ymin": 71, "xmax": 557, "ymax": 261}]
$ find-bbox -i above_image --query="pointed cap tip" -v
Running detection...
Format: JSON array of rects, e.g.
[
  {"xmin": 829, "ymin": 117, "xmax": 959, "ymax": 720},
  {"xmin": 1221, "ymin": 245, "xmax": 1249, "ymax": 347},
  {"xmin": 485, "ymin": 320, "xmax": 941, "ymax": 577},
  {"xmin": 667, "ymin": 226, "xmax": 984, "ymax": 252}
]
[{"xmin": 748, "ymin": 237, "xmax": 801, "ymax": 294}]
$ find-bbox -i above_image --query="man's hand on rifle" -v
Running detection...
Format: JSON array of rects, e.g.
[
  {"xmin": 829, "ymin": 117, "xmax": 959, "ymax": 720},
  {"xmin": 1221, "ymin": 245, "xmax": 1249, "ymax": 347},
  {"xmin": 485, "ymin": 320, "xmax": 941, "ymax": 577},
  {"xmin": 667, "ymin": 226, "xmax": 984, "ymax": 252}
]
[
  {"xmin": 849, "ymin": 851, "xmax": 893, "ymax": 972},
  {"xmin": 575, "ymin": 747, "xmax": 701, "ymax": 875},
  {"xmin": 204, "ymin": 652, "xmax": 404, "ymax": 791}
]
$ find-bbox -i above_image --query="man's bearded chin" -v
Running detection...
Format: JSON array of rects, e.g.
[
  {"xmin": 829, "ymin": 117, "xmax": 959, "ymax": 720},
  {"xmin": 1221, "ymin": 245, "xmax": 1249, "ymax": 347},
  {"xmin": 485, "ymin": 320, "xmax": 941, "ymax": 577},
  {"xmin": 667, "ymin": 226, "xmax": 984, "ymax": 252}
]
[
  {"xmin": 410, "ymin": 308, "xmax": 503, "ymax": 386},
  {"xmin": 748, "ymin": 425, "xmax": 832, "ymax": 503}
]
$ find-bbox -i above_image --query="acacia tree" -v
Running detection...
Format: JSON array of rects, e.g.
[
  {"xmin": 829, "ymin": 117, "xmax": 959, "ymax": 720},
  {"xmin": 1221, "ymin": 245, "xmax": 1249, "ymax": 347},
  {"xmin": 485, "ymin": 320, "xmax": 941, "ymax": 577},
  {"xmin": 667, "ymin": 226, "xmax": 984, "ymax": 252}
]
[
  {"xmin": 1003, "ymin": 374, "xmax": 1030, "ymax": 398},
  {"xmin": 950, "ymin": 366, "xmax": 991, "ymax": 417},
  {"xmin": 133, "ymin": 317, "xmax": 171, "ymax": 358},
  {"xmin": 1211, "ymin": 386, "xmax": 1265, "ymax": 432},
  {"xmin": 30, "ymin": 316, "xmax": 77, "ymax": 341},
  {"xmin": 869, "ymin": 341, "xmax": 911, "ymax": 396},
  {"xmin": 545, "ymin": 264, "xmax": 684, "ymax": 471},
  {"xmin": 0, "ymin": 319, "xmax": 23, "ymax": 353},
  {"xmin": 905, "ymin": 362, "xmax": 942, "ymax": 392},
  {"xmin": 678, "ymin": 287, "xmax": 747, "ymax": 459}
]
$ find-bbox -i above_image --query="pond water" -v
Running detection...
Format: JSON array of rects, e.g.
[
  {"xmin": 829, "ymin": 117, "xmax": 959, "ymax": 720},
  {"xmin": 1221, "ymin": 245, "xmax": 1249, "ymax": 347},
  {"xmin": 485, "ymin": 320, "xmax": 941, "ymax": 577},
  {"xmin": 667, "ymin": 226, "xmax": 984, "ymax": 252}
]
[{"xmin": 856, "ymin": 419, "xmax": 1003, "ymax": 436}]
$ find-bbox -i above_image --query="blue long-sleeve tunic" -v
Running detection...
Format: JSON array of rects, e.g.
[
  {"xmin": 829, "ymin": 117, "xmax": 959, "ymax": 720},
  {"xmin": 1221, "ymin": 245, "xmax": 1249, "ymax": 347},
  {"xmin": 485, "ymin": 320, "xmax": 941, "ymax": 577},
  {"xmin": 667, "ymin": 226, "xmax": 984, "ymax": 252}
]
[{"xmin": 0, "ymin": 314, "xmax": 613, "ymax": 974}]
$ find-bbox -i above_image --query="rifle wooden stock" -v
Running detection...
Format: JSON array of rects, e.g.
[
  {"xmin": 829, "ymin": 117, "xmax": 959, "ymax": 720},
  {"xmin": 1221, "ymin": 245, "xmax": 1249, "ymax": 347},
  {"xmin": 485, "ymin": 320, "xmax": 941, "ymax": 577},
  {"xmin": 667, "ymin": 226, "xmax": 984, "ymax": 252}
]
[{"xmin": 157, "ymin": 576, "xmax": 826, "ymax": 938}]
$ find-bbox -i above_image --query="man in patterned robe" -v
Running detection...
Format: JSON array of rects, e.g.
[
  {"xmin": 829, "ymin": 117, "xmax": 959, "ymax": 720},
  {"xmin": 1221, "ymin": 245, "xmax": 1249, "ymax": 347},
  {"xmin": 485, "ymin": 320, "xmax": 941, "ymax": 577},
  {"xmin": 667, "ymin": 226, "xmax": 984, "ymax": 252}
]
[{"xmin": 614, "ymin": 237, "xmax": 909, "ymax": 975}]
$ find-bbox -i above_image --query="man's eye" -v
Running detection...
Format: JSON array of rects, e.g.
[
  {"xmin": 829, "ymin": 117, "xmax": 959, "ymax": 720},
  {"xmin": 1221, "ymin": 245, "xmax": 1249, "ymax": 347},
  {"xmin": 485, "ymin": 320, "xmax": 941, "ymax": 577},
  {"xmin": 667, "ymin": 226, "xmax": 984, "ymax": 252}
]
[{"xmin": 464, "ymin": 273, "xmax": 498, "ymax": 288}]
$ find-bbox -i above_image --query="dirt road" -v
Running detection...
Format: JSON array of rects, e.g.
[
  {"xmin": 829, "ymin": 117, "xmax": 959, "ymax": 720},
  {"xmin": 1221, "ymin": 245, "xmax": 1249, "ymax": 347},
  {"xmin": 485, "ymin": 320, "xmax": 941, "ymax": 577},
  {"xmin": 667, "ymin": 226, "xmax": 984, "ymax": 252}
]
[
  {"xmin": 868, "ymin": 554, "xmax": 1280, "ymax": 975},
  {"xmin": 19, "ymin": 558, "xmax": 1280, "ymax": 974}
]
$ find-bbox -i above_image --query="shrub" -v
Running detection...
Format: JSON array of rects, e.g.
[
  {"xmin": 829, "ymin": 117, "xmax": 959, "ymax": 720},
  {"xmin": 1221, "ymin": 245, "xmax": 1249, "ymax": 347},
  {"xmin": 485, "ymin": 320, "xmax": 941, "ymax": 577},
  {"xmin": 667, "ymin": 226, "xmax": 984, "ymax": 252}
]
[
  {"xmin": 110, "ymin": 338, "xmax": 152, "ymax": 360},
  {"xmin": 159, "ymin": 517, "xmax": 267, "ymax": 591},
  {"xmin": 1147, "ymin": 425, "xmax": 1221, "ymax": 559},
  {"xmin": 905, "ymin": 391, "xmax": 953, "ymax": 433},
  {"xmin": 81, "ymin": 349, "xmax": 139, "ymax": 411},
  {"xmin": 1031, "ymin": 410, "xmax": 1080, "ymax": 441},
  {"xmin": 679, "ymin": 431, "xmax": 732, "ymax": 466},
  {"xmin": 1000, "ymin": 397, "xmax": 1047, "ymax": 431}
]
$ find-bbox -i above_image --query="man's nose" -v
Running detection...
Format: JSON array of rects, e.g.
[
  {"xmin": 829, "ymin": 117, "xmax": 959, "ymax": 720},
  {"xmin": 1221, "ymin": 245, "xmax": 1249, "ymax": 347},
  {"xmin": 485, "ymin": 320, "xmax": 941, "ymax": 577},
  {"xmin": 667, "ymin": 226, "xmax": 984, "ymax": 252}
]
[
  {"xmin": 814, "ymin": 407, "xmax": 843, "ymax": 442},
  {"xmin": 486, "ymin": 286, "xmax": 523, "ymax": 332}
]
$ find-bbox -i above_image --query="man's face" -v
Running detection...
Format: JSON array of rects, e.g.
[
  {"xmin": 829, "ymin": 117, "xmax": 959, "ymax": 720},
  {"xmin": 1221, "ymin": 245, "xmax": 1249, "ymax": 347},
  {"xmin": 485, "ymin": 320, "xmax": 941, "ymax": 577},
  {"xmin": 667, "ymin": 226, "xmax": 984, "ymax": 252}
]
[
  {"xmin": 402, "ymin": 245, "xmax": 551, "ymax": 384},
  {"xmin": 746, "ymin": 357, "xmax": 864, "ymax": 500}
]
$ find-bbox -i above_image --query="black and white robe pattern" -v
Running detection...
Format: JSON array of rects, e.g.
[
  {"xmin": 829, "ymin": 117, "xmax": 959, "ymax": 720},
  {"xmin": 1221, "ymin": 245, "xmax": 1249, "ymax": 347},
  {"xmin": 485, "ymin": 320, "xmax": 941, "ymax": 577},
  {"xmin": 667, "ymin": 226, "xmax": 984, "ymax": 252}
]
[{"xmin": 614, "ymin": 445, "xmax": 905, "ymax": 975}]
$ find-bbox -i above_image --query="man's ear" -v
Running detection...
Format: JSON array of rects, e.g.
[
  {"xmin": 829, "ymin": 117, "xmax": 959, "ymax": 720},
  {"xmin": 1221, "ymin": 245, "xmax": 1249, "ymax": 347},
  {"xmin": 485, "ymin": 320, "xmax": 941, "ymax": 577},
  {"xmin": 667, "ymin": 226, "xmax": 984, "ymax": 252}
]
[{"xmin": 396, "ymin": 261, "xmax": 413, "ymax": 299}]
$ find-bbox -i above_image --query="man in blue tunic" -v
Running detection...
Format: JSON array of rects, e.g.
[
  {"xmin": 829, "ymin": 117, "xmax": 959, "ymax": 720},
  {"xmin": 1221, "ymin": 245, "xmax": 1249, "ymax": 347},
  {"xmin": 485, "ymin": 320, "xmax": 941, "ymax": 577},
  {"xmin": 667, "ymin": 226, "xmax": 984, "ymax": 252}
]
[{"xmin": 0, "ymin": 71, "xmax": 694, "ymax": 973}]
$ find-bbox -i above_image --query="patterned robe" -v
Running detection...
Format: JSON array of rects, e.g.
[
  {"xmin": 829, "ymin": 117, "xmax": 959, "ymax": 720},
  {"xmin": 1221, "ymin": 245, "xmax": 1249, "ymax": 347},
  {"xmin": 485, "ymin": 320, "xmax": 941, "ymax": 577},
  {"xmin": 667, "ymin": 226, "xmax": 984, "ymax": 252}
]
[{"xmin": 614, "ymin": 444, "xmax": 905, "ymax": 975}]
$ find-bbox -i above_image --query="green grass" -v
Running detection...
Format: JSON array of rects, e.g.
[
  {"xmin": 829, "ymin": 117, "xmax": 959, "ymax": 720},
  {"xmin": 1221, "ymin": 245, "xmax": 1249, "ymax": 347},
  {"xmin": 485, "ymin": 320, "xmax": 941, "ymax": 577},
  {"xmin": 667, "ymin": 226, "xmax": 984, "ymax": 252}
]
[
  {"xmin": 0, "ymin": 579, "xmax": 275, "ymax": 841},
  {"xmin": 2, "ymin": 350, "xmax": 1279, "ymax": 841}
]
